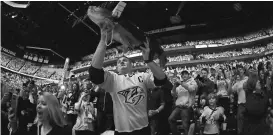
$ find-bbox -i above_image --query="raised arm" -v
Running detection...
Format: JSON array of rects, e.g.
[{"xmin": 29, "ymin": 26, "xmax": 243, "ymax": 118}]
[
  {"xmin": 91, "ymin": 26, "xmax": 108, "ymax": 69},
  {"xmin": 171, "ymin": 82, "xmax": 179, "ymax": 98},
  {"xmin": 140, "ymin": 38, "xmax": 166, "ymax": 82},
  {"xmin": 89, "ymin": 25, "xmax": 110, "ymax": 85}
]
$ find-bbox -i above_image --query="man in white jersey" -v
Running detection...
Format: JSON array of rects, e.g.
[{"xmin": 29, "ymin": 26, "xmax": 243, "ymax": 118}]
[
  {"xmin": 230, "ymin": 65, "xmax": 248, "ymax": 135},
  {"xmin": 89, "ymin": 25, "xmax": 168, "ymax": 135}
]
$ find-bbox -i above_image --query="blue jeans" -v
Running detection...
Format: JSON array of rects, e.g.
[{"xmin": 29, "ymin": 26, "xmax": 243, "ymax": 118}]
[
  {"xmin": 168, "ymin": 106, "xmax": 192, "ymax": 135},
  {"xmin": 237, "ymin": 104, "xmax": 246, "ymax": 135}
]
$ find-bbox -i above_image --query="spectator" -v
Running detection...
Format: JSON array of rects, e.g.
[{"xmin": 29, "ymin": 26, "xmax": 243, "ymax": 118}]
[
  {"xmin": 73, "ymin": 91, "xmax": 96, "ymax": 135},
  {"xmin": 230, "ymin": 65, "xmax": 248, "ymax": 135},
  {"xmin": 147, "ymin": 86, "xmax": 165, "ymax": 135},
  {"xmin": 89, "ymin": 25, "xmax": 168, "ymax": 135},
  {"xmin": 169, "ymin": 70, "xmax": 198, "ymax": 135},
  {"xmin": 90, "ymin": 86, "xmax": 114, "ymax": 134},
  {"xmin": 196, "ymin": 68, "xmax": 215, "ymax": 102},
  {"xmin": 199, "ymin": 93, "xmax": 226, "ymax": 135},
  {"xmin": 28, "ymin": 92, "xmax": 70, "ymax": 135}
]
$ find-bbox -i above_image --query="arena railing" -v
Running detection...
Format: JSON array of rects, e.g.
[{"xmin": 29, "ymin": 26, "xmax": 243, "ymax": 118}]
[{"xmin": 0, "ymin": 64, "xmax": 60, "ymax": 83}]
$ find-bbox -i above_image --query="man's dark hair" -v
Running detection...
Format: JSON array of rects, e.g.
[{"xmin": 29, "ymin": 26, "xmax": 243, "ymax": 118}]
[
  {"xmin": 266, "ymin": 61, "xmax": 271, "ymax": 70},
  {"xmin": 16, "ymin": 89, "xmax": 20, "ymax": 93},
  {"xmin": 181, "ymin": 70, "xmax": 189, "ymax": 76},
  {"xmin": 236, "ymin": 64, "xmax": 244, "ymax": 69},
  {"xmin": 201, "ymin": 68, "xmax": 208, "ymax": 73},
  {"xmin": 23, "ymin": 82, "xmax": 28, "ymax": 87},
  {"xmin": 29, "ymin": 80, "xmax": 35, "ymax": 85},
  {"xmin": 210, "ymin": 68, "xmax": 216, "ymax": 72}
]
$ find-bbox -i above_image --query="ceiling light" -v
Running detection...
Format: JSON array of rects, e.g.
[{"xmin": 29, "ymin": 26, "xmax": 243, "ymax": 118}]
[{"xmin": 11, "ymin": 15, "xmax": 17, "ymax": 18}]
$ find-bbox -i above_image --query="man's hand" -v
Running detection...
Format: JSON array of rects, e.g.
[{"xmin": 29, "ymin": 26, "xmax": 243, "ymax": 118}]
[
  {"xmin": 148, "ymin": 110, "xmax": 158, "ymax": 117},
  {"xmin": 200, "ymin": 99, "xmax": 206, "ymax": 106},
  {"xmin": 266, "ymin": 109, "xmax": 273, "ymax": 132},
  {"xmin": 80, "ymin": 92, "xmax": 88, "ymax": 99},
  {"xmin": 99, "ymin": 21, "xmax": 113, "ymax": 43},
  {"xmin": 140, "ymin": 37, "xmax": 151, "ymax": 61},
  {"xmin": 19, "ymin": 89, "xmax": 24, "ymax": 97}
]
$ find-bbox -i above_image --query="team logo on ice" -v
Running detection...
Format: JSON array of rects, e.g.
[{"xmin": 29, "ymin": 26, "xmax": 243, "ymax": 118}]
[{"xmin": 117, "ymin": 86, "xmax": 145, "ymax": 105}]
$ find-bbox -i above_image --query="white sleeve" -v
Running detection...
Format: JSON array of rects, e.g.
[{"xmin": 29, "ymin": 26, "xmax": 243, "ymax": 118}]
[
  {"xmin": 200, "ymin": 106, "xmax": 209, "ymax": 117},
  {"xmin": 98, "ymin": 71, "xmax": 117, "ymax": 92},
  {"xmin": 188, "ymin": 80, "xmax": 198, "ymax": 92},
  {"xmin": 232, "ymin": 83, "xmax": 238, "ymax": 92},
  {"xmin": 200, "ymin": 106, "xmax": 209, "ymax": 121},
  {"xmin": 226, "ymin": 79, "xmax": 231, "ymax": 85},
  {"xmin": 218, "ymin": 107, "xmax": 226, "ymax": 120}
]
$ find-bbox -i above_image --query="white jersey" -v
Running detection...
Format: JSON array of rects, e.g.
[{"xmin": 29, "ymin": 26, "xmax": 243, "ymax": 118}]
[
  {"xmin": 200, "ymin": 106, "xmax": 226, "ymax": 134},
  {"xmin": 232, "ymin": 76, "xmax": 248, "ymax": 104},
  {"xmin": 175, "ymin": 78, "xmax": 197, "ymax": 107},
  {"xmin": 98, "ymin": 71, "xmax": 155, "ymax": 132}
]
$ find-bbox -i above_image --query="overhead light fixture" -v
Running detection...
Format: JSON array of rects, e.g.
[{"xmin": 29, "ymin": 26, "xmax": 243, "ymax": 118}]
[
  {"xmin": 233, "ymin": 3, "xmax": 242, "ymax": 12},
  {"xmin": 3, "ymin": 1, "xmax": 30, "ymax": 8},
  {"xmin": 11, "ymin": 15, "xmax": 17, "ymax": 18},
  {"xmin": 170, "ymin": 2, "xmax": 186, "ymax": 24},
  {"xmin": 170, "ymin": 15, "xmax": 181, "ymax": 24}
]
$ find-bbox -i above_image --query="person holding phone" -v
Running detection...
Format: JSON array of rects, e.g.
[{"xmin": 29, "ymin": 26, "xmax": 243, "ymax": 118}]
[{"xmin": 73, "ymin": 91, "xmax": 96, "ymax": 135}]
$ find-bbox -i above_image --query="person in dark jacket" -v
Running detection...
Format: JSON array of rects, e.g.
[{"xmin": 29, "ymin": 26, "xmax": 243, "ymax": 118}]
[
  {"xmin": 90, "ymin": 86, "xmax": 114, "ymax": 134},
  {"xmin": 196, "ymin": 68, "xmax": 215, "ymax": 104},
  {"xmin": 154, "ymin": 77, "xmax": 173, "ymax": 135},
  {"xmin": 1, "ymin": 92, "xmax": 12, "ymax": 135},
  {"xmin": 10, "ymin": 82, "xmax": 36, "ymax": 135},
  {"xmin": 63, "ymin": 83, "xmax": 80, "ymax": 127}
]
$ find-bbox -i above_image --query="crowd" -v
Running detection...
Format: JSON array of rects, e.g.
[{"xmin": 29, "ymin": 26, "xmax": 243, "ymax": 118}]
[
  {"xmin": 72, "ymin": 27, "xmax": 273, "ymax": 71},
  {"xmin": 1, "ymin": 69, "xmax": 58, "ymax": 90},
  {"xmin": 162, "ymin": 26, "xmax": 273, "ymax": 49},
  {"xmin": 196, "ymin": 45, "xmax": 267, "ymax": 60},
  {"xmin": 6, "ymin": 57, "xmax": 25, "ymax": 71},
  {"xmin": 79, "ymin": 42, "xmax": 272, "ymax": 74},
  {"xmin": 2, "ymin": 24, "xmax": 273, "ymax": 135},
  {"xmin": 1, "ymin": 53, "xmax": 13, "ymax": 66},
  {"xmin": 1, "ymin": 53, "xmax": 64, "ymax": 80},
  {"xmin": 2, "ymin": 54, "xmax": 273, "ymax": 135},
  {"xmin": 72, "ymin": 50, "xmax": 143, "ymax": 71},
  {"xmin": 20, "ymin": 61, "xmax": 41, "ymax": 75}
]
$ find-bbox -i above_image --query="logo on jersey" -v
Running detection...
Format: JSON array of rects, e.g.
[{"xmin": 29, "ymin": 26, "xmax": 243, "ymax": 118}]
[{"xmin": 117, "ymin": 86, "xmax": 145, "ymax": 105}]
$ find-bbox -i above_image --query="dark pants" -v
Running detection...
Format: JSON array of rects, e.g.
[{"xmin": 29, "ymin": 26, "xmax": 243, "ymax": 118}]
[
  {"xmin": 75, "ymin": 130, "xmax": 96, "ymax": 135},
  {"xmin": 1, "ymin": 112, "xmax": 9, "ymax": 135},
  {"xmin": 96, "ymin": 110, "xmax": 114, "ymax": 134},
  {"xmin": 149, "ymin": 116, "xmax": 159, "ymax": 135},
  {"xmin": 67, "ymin": 114, "xmax": 77, "ymax": 127},
  {"xmin": 218, "ymin": 96, "xmax": 230, "ymax": 116},
  {"xmin": 243, "ymin": 116, "xmax": 269, "ymax": 135},
  {"xmin": 168, "ymin": 106, "xmax": 192, "ymax": 135},
  {"xmin": 158, "ymin": 102, "xmax": 172, "ymax": 135},
  {"xmin": 237, "ymin": 104, "xmax": 246, "ymax": 135},
  {"xmin": 114, "ymin": 126, "xmax": 150, "ymax": 135}
]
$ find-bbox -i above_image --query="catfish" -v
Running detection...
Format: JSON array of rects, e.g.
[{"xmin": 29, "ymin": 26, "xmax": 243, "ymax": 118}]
[{"xmin": 87, "ymin": 2, "xmax": 167, "ymax": 67}]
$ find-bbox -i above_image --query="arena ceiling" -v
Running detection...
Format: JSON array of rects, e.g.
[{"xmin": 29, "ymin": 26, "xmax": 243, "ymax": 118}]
[{"xmin": 2, "ymin": 1, "xmax": 273, "ymax": 63}]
